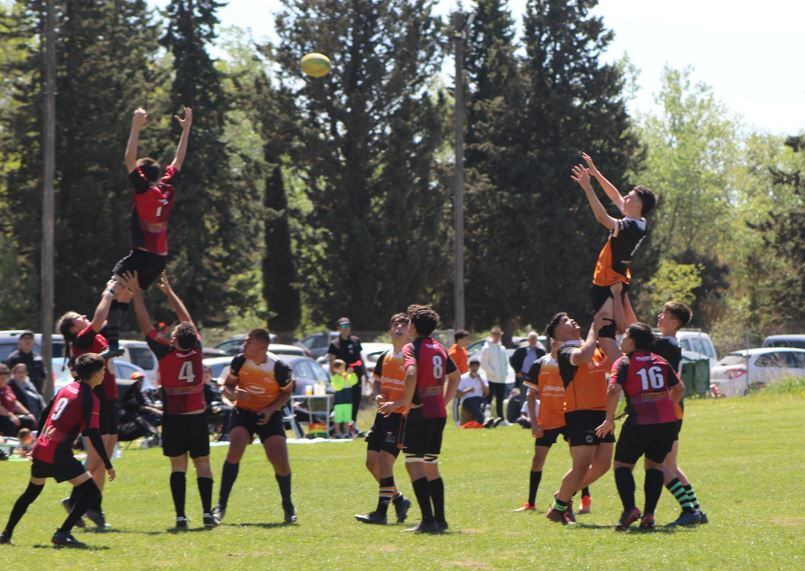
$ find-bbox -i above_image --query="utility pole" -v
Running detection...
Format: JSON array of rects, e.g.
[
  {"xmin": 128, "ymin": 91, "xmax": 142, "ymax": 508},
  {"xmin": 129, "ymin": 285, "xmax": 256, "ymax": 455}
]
[
  {"xmin": 452, "ymin": 10, "xmax": 474, "ymax": 331},
  {"xmin": 41, "ymin": 0, "xmax": 56, "ymax": 400}
]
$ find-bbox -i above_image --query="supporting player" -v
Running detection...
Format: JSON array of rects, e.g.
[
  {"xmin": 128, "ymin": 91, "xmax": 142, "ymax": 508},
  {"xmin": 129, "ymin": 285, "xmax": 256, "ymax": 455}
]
[
  {"xmin": 0, "ymin": 354, "xmax": 115, "ymax": 547},
  {"xmin": 545, "ymin": 311, "xmax": 613, "ymax": 525},
  {"xmin": 379, "ymin": 305, "xmax": 460, "ymax": 533},
  {"xmin": 124, "ymin": 272, "xmax": 216, "ymax": 529},
  {"xmin": 214, "ymin": 329, "xmax": 296, "ymax": 524},
  {"xmin": 571, "ymin": 153, "xmax": 656, "ymax": 365},
  {"xmin": 102, "ymin": 106, "xmax": 193, "ymax": 359},
  {"xmin": 56, "ymin": 282, "xmax": 127, "ymax": 529},
  {"xmin": 595, "ymin": 323, "xmax": 684, "ymax": 530},
  {"xmin": 355, "ymin": 313, "xmax": 412, "ymax": 525}
]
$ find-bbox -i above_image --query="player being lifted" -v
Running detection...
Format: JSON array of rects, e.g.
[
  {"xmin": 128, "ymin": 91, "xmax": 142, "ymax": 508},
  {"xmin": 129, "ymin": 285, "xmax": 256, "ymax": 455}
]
[
  {"xmin": 379, "ymin": 305, "xmax": 460, "ymax": 533},
  {"xmin": 355, "ymin": 312, "xmax": 412, "ymax": 525},
  {"xmin": 571, "ymin": 152, "xmax": 656, "ymax": 364},
  {"xmin": 0, "ymin": 354, "xmax": 115, "ymax": 548},
  {"xmin": 214, "ymin": 330, "xmax": 297, "ymax": 524},
  {"xmin": 101, "ymin": 106, "xmax": 192, "ymax": 359},
  {"xmin": 122, "ymin": 272, "xmax": 217, "ymax": 529}
]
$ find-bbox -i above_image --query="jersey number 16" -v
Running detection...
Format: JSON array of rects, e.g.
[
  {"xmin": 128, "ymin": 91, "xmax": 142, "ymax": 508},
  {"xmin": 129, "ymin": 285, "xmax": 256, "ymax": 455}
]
[{"xmin": 636, "ymin": 366, "xmax": 665, "ymax": 390}]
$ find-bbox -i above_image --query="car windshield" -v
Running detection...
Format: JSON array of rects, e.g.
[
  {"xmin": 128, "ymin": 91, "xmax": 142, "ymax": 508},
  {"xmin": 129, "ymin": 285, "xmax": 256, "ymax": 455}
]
[
  {"xmin": 719, "ymin": 355, "xmax": 746, "ymax": 366},
  {"xmin": 129, "ymin": 347, "xmax": 155, "ymax": 370}
]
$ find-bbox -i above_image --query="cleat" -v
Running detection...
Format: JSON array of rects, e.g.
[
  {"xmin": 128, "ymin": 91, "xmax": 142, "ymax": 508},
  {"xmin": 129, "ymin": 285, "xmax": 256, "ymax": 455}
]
[
  {"xmin": 615, "ymin": 507, "xmax": 641, "ymax": 531},
  {"xmin": 514, "ymin": 502, "xmax": 536, "ymax": 512},
  {"xmin": 61, "ymin": 498, "xmax": 85, "ymax": 529},
  {"xmin": 51, "ymin": 531, "xmax": 86, "ymax": 548},
  {"xmin": 483, "ymin": 418, "xmax": 495, "ymax": 428},
  {"xmin": 282, "ymin": 501, "xmax": 297, "ymax": 524},
  {"xmin": 670, "ymin": 510, "xmax": 702, "ymax": 527},
  {"xmin": 355, "ymin": 511, "xmax": 387, "ymax": 525},
  {"xmin": 545, "ymin": 507, "xmax": 571, "ymax": 526},
  {"xmin": 203, "ymin": 513, "xmax": 218, "ymax": 528},
  {"xmin": 0, "ymin": 532, "xmax": 11, "ymax": 544},
  {"xmin": 436, "ymin": 520, "xmax": 449, "ymax": 532},
  {"xmin": 393, "ymin": 496, "xmax": 411, "ymax": 524},
  {"xmin": 212, "ymin": 504, "xmax": 226, "ymax": 523},
  {"xmin": 403, "ymin": 520, "xmax": 440, "ymax": 533},
  {"xmin": 639, "ymin": 514, "xmax": 655, "ymax": 529},
  {"xmin": 698, "ymin": 511, "xmax": 709, "ymax": 524},
  {"xmin": 493, "ymin": 417, "xmax": 504, "ymax": 428},
  {"xmin": 579, "ymin": 495, "xmax": 592, "ymax": 514},
  {"xmin": 99, "ymin": 345, "xmax": 124, "ymax": 360},
  {"xmin": 85, "ymin": 508, "xmax": 110, "ymax": 530},
  {"xmin": 175, "ymin": 516, "xmax": 189, "ymax": 529}
]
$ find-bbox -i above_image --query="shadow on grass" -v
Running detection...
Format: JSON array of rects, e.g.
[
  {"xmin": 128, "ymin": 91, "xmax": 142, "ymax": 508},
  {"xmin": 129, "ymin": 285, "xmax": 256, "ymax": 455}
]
[
  {"xmin": 227, "ymin": 522, "xmax": 295, "ymax": 529},
  {"xmin": 574, "ymin": 522, "xmax": 680, "ymax": 534},
  {"xmin": 83, "ymin": 528, "xmax": 164, "ymax": 536},
  {"xmin": 165, "ymin": 527, "xmax": 215, "ymax": 534},
  {"xmin": 33, "ymin": 543, "xmax": 111, "ymax": 551}
]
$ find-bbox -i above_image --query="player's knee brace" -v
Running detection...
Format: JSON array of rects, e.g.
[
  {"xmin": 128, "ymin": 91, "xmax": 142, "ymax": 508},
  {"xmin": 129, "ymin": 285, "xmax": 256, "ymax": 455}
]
[
  {"xmin": 424, "ymin": 454, "xmax": 439, "ymax": 464},
  {"xmin": 404, "ymin": 454, "xmax": 425, "ymax": 464}
]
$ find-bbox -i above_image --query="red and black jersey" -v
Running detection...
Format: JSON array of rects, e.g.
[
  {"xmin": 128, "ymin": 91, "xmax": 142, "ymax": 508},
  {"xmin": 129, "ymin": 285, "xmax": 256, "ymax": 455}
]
[
  {"xmin": 403, "ymin": 337, "xmax": 457, "ymax": 420},
  {"xmin": 146, "ymin": 329, "xmax": 204, "ymax": 415},
  {"xmin": 610, "ymin": 351, "xmax": 680, "ymax": 425},
  {"xmin": 33, "ymin": 381, "xmax": 99, "ymax": 464},
  {"xmin": 72, "ymin": 325, "xmax": 117, "ymax": 400},
  {"xmin": 129, "ymin": 165, "xmax": 178, "ymax": 255}
]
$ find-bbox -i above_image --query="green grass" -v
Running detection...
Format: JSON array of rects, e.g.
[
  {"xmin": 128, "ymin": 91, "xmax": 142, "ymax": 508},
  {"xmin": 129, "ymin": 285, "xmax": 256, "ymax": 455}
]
[{"xmin": 1, "ymin": 393, "xmax": 804, "ymax": 570}]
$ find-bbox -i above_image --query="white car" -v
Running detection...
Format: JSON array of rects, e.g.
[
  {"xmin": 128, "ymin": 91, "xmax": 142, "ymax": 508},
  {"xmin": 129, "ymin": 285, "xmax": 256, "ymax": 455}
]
[
  {"xmin": 119, "ymin": 340, "xmax": 159, "ymax": 390},
  {"xmin": 710, "ymin": 348, "xmax": 805, "ymax": 396},
  {"xmin": 676, "ymin": 330, "xmax": 718, "ymax": 367},
  {"xmin": 51, "ymin": 357, "xmax": 147, "ymax": 392}
]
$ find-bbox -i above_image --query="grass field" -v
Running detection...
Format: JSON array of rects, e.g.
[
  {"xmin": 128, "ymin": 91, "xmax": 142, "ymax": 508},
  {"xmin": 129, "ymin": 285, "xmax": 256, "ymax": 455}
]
[{"xmin": 1, "ymin": 387, "xmax": 804, "ymax": 570}]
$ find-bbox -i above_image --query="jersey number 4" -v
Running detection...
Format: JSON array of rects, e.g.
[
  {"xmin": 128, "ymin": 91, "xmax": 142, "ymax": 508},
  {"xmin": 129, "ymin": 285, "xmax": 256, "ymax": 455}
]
[
  {"xmin": 178, "ymin": 361, "xmax": 195, "ymax": 384},
  {"xmin": 636, "ymin": 366, "xmax": 665, "ymax": 390}
]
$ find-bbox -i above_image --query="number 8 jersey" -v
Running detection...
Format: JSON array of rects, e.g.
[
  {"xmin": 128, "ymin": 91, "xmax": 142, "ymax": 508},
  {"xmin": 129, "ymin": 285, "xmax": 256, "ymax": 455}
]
[
  {"xmin": 146, "ymin": 329, "xmax": 205, "ymax": 414},
  {"xmin": 610, "ymin": 351, "xmax": 680, "ymax": 425},
  {"xmin": 403, "ymin": 337, "xmax": 457, "ymax": 419}
]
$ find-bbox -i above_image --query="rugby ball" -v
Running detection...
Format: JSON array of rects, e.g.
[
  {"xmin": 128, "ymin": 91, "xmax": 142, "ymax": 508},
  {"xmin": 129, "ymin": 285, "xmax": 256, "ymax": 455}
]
[{"xmin": 301, "ymin": 53, "xmax": 332, "ymax": 78}]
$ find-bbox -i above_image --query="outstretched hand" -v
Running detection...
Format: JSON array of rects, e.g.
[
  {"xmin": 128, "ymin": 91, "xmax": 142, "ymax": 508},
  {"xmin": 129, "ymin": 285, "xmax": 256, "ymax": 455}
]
[
  {"xmin": 175, "ymin": 107, "xmax": 193, "ymax": 130},
  {"xmin": 581, "ymin": 152, "xmax": 599, "ymax": 175},
  {"xmin": 132, "ymin": 107, "xmax": 147, "ymax": 128},
  {"xmin": 156, "ymin": 271, "xmax": 172, "ymax": 295},
  {"xmin": 118, "ymin": 271, "xmax": 140, "ymax": 295},
  {"xmin": 570, "ymin": 164, "xmax": 592, "ymax": 189}
]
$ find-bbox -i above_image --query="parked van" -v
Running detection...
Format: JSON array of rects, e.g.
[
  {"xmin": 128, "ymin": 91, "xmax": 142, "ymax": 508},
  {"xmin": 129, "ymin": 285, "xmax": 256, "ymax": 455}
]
[
  {"xmin": 676, "ymin": 330, "xmax": 718, "ymax": 367},
  {"xmin": 762, "ymin": 334, "xmax": 805, "ymax": 350}
]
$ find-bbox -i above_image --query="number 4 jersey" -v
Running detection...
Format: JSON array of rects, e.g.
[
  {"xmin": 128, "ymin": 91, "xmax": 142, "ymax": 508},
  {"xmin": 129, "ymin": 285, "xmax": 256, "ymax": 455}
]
[
  {"xmin": 146, "ymin": 329, "xmax": 205, "ymax": 414},
  {"xmin": 610, "ymin": 351, "xmax": 680, "ymax": 425},
  {"xmin": 403, "ymin": 337, "xmax": 457, "ymax": 419}
]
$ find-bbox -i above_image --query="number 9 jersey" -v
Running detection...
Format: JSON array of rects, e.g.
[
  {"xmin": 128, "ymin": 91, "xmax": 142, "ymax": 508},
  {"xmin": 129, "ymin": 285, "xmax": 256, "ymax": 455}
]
[
  {"xmin": 610, "ymin": 351, "xmax": 680, "ymax": 425},
  {"xmin": 146, "ymin": 329, "xmax": 205, "ymax": 415}
]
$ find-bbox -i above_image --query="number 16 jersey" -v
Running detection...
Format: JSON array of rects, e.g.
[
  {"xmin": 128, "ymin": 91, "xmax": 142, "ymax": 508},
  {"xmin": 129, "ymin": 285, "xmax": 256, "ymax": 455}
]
[
  {"xmin": 610, "ymin": 351, "xmax": 680, "ymax": 425},
  {"xmin": 403, "ymin": 337, "xmax": 457, "ymax": 420},
  {"xmin": 146, "ymin": 329, "xmax": 204, "ymax": 414}
]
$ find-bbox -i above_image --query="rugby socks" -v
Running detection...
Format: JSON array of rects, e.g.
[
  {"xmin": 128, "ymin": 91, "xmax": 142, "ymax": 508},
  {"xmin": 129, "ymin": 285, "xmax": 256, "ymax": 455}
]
[
  {"xmin": 614, "ymin": 467, "xmax": 636, "ymax": 511},
  {"xmin": 218, "ymin": 461, "xmax": 239, "ymax": 509},
  {"xmin": 106, "ymin": 300, "xmax": 129, "ymax": 348},
  {"xmin": 60, "ymin": 480, "xmax": 100, "ymax": 533},
  {"xmin": 667, "ymin": 478, "xmax": 696, "ymax": 512},
  {"xmin": 197, "ymin": 477, "xmax": 213, "ymax": 514},
  {"xmin": 411, "ymin": 477, "xmax": 434, "ymax": 523},
  {"xmin": 528, "ymin": 470, "xmax": 542, "ymax": 506},
  {"xmin": 683, "ymin": 484, "xmax": 701, "ymax": 511},
  {"xmin": 276, "ymin": 473, "xmax": 292, "ymax": 503},
  {"xmin": 3, "ymin": 482, "xmax": 44, "ymax": 536},
  {"xmin": 429, "ymin": 478, "xmax": 445, "ymax": 523},
  {"xmin": 170, "ymin": 472, "xmax": 186, "ymax": 518},
  {"xmin": 377, "ymin": 477, "xmax": 396, "ymax": 516},
  {"xmin": 643, "ymin": 469, "xmax": 664, "ymax": 515},
  {"xmin": 552, "ymin": 498, "xmax": 569, "ymax": 512}
]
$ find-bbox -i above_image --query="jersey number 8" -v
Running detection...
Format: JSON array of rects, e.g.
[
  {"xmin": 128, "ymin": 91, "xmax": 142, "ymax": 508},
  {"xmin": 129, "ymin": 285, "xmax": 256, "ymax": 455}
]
[
  {"xmin": 432, "ymin": 355, "xmax": 443, "ymax": 379},
  {"xmin": 636, "ymin": 366, "xmax": 665, "ymax": 390}
]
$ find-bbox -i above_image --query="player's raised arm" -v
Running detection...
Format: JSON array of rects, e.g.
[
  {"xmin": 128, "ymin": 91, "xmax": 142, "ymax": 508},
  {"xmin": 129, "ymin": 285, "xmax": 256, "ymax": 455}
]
[
  {"xmin": 568, "ymin": 311, "xmax": 605, "ymax": 367},
  {"xmin": 170, "ymin": 107, "xmax": 193, "ymax": 171},
  {"xmin": 156, "ymin": 272, "xmax": 194, "ymax": 328},
  {"xmin": 89, "ymin": 279, "xmax": 124, "ymax": 333},
  {"xmin": 120, "ymin": 272, "xmax": 154, "ymax": 337},
  {"xmin": 582, "ymin": 152, "xmax": 626, "ymax": 213},
  {"xmin": 125, "ymin": 107, "xmax": 147, "ymax": 173},
  {"xmin": 572, "ymin": 164, "xmax": 617, "ymax": 231}
]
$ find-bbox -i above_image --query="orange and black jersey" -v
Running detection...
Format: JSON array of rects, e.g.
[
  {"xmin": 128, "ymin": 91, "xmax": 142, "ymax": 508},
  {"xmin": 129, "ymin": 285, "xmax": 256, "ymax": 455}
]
[
  {"xmin": 524, "ymin": 355, "xmax": 566, "ymax": 430},
  {"xmin": 592, "ymin": 217, "xmax": 647, "ymax": 286},
  {"xmin": 228, "ymin": 353, "xmax": 293, "ymax": 413},
  {"xmin": 557, "ymin": 343, "xmax": 610, "ymax": 412}
]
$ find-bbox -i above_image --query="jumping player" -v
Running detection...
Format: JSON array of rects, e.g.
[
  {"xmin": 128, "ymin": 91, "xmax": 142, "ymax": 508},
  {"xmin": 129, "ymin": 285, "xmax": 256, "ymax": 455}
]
[
  {"xmin": 56, "ymin": 280, "xmax": 128, "ymax": 529},
  {"xmin": 102, "ymin": 106, "xmax": 193, "ymax": 358},
  {"xmin": 545, "ymin": 311, "xmax": 613, "ymax": 525},
  {"xmin": 214, "ymin": 329, "xmax": 296, "ymax": 524},
  {"xmin": 595, "ymin": 323, "xmax": 684, "ymax": 530},
  {"xmin": 379, "ymin": 305, "xmax": 460, "ymax": 533},
  {"xmin": 570, "ymin": 153, "xmax": 656, "ymax": 364},
  {"xmin": 355, "ymin": 313, "xmax": 412, "ymax": 525},
  {"xmin": 0, "ymin": 354, "xmax": 115, "ymax": 547},
  {"xmin": 123, "ymin": 272, "xmax": 216, "ymax": 529}
]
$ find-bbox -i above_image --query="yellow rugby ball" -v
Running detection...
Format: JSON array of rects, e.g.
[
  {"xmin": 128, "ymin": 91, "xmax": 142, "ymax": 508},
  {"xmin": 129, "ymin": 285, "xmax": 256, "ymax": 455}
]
[{"xmin": 301, "ymin": 53, "xmax": 332, "ymax": 78}]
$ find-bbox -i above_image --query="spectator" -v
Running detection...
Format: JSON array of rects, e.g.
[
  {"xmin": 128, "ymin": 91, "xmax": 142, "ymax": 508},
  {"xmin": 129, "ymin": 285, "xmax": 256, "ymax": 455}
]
[
  {"xmin": 509, "ymin": 331, "xmax": 546, "ymax": 390},
  {"xmin": 0, "ymin": 364, "xmax": 36, "ymax": 436},
  {"xmin": 480, "ymin": 326, "xmax": 509, "ymax": 424},
  {"xmin": 8, "ymin": 363, "xmax": 46, "ymax": 421},
  {"xmin": 457, "ymin": 358, "xmax": 494, "ymax": 427},
  {"xmin": 330, "ymin": 360, "xmax": 358, "ymax": 438},
  {"xmin": 328, "ymin": 317, "xmax": 365, "ymax": 433},
  {"xmin": 14, "ymin": 427, "xmax": 35, "ymax": 456},
  {"xmin": 448, "ymin": 329, "xmax": 471, "ymax": 375},
  {"xmin": 202, "ymin": 366, "xmax": 232, "ymax": 440},
  {"xmin": 4, "ymin": 330, "xmax": 45, "ymax": 393}
]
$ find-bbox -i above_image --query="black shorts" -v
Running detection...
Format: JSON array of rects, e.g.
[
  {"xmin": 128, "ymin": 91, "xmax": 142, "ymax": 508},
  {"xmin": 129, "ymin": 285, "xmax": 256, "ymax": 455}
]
[
  {"xmin": 673, "ymin": 419, "xmax": 683, "ymax": 441},
  {"xmin": 615, "ymin": 421, "xmax": 677, "ymax": 465},
  {"xmin": 99, "ymin": 399, "xmax": 118, "ymax": 436},
  {"xmin": 113, "ymin": 249, "xmax": 167, "ymax": 289},
  {"xmin": 565, "ymin": 410, "xmax": 616, "ymax": 447},
  {"xmin": 162, "ymin": 413, "xmax": 210, "ymax": 458},
  {"xmin": 366, "ymin": 413, "xmax": 405, "ymax": 457},
  {"xmin": 535, "ymin": 427, "xmax": 567, "ymax": 448},
  {"xmin": 31, "ymin": 458, "xmax": 86, "ymax": 483},
  {"xmin": 403, "ymin": 416, "xmax": 446, "ymax": 456},
  {"xmin": 230, "ymin": 408, "xmax": 285, "ymax": 442},
  {"xmin": 591, "ymin": 282, "xmax": 630, "ymax": 313}
]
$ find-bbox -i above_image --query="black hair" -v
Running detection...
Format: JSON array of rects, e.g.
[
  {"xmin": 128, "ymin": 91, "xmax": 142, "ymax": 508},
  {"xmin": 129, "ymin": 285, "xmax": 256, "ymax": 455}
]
[
  {"xmin": 248, "ymin": 328, "xmax": 271, "ymax": 344},
  {"xmin": 174, "ymin": 321, "xmax": 198, "ymax": 351},
  {"xmin": 634, "ymin": 185, "xmax": 656, "ymax": 216},
  {"xmin": 664, "ymin": 301, "xmax": 692, "ymax": 328},
  {"xmin": 627, "ymin": 323, "xmax": 655, "ymax": 351},
  {"xmin": 56, "ymin": 311, "xmax": 81, "ymax": 370},
  {"xmin": 545, "ymin": 312, "xmax": 568, "ymax": 340},
  {"xmin": 408, "ymin": 304, "xmax": 439, "ymax": 337},
  {"xmin": 74, "ymin": 353, "xmax": 105, "ymax": 381},
  {"xmin": 136, "ymin": 157, "xmax": 161, "ymax": 182},
  {"xmin": 454, "ymin": 329, "xmax": 469, "ymax": 341},
  {"xmin": 389, "ymin": 313, "xmax": 409, "ymax": 328}
]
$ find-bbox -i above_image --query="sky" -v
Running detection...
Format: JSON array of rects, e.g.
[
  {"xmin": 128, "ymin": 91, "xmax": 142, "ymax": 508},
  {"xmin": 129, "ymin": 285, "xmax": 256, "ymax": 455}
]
[{"xmin": 151, "ymin": 0, "xmax": 803, "ymax": 135}]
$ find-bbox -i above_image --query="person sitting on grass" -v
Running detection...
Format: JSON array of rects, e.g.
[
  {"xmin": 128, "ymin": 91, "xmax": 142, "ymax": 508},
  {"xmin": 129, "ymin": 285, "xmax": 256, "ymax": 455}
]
[
  {"xmin": 331, "ymin": 360, "xmax": 358, "ymax": 438},
  {"xmin": 457, "ymin": 358, "xmax": 494, "ymax": 428}
]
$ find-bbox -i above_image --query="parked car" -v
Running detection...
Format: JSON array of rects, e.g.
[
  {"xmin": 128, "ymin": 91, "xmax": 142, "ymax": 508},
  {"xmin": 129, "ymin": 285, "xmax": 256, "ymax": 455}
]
[
  {"xmin": 676, "ymin": 330, "xmax": 718, "ymax": 367},
  {"xmin": 0, "ymin": 330, "xmax": 65, "ymax": 361},
  {"xmin": 467, "ymin": 339, "xmax": 517, "ymax": 385},
  {"xmin": 710, "ymin": 348, "xmax": 805, "ymax": 396},
  {"xmin": 362, "ymin": 342, "xmax": 394, "ymax": 374},
  {"xmin": 215, "ymin": 333, "xmax": 278, "ymax": 356},
  {"xmin": 203, "ymin": 354, "xmax": 331, "ymax": 396},
  {"xmin": 119, "ymin": 340, "xmax": 159, "ymax": 390},
  {"xmin": 298, "ymin": 331, "xmax": 339, "ymax": 359},
  {"xmin": 52, "ymin": 357, "xmax": 148, "ymax": 392},
  {"xmin": 762, "ymin": 334, "xmax": 805, "ymax": 350},
  {"xmin": 203, "ymin": 356, "xmax": 233, "ymax": 382}
]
